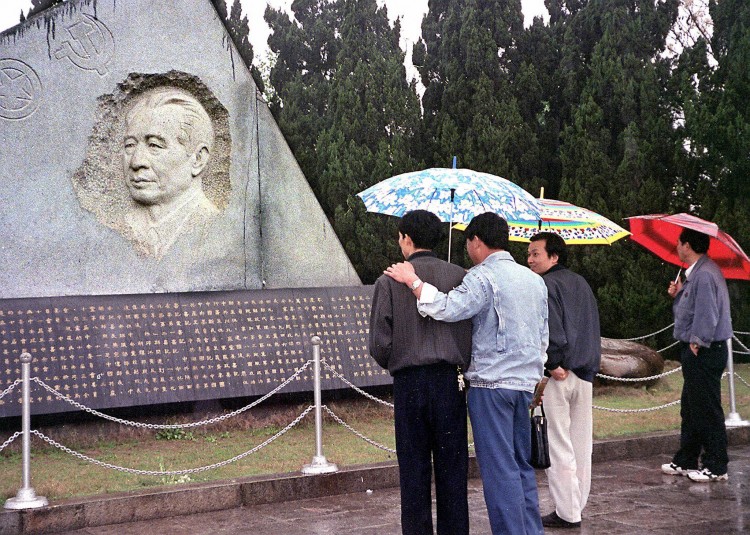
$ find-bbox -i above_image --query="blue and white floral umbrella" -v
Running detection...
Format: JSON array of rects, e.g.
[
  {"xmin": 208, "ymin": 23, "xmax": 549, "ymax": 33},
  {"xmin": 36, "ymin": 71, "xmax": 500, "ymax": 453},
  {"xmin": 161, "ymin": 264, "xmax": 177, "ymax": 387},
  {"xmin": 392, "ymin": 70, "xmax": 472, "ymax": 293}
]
[{"xmin": 357, "ymin": 167, "xmax": 542, "ymax": 260}]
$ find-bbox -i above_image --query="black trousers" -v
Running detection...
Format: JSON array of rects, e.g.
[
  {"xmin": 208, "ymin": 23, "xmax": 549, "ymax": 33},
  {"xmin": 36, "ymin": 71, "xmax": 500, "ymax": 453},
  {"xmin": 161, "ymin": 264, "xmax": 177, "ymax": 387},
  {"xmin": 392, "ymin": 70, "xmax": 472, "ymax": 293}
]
[
  {"xmin": 393, "ymin": 363, "xmax": 469, "ymax": 535},
  {"xmin": 673, "ymin": 341, "xmax": 729, "ymax": 474}
]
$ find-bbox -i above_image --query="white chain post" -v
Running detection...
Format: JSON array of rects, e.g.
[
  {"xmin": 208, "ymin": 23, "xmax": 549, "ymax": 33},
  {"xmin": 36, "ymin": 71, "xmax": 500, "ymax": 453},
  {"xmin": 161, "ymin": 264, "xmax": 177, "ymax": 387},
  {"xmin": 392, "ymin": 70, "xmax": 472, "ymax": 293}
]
[
  {"xmin": 725, "ymin": 338, "xmax": 749, "ymax": 428},
  {"xmin": 4, "ymin": 352, "xmax": 48, "ymax": 510},
  {"xmin": 302, "ymin": 336, "xmax": 338, "ymax": 475}
]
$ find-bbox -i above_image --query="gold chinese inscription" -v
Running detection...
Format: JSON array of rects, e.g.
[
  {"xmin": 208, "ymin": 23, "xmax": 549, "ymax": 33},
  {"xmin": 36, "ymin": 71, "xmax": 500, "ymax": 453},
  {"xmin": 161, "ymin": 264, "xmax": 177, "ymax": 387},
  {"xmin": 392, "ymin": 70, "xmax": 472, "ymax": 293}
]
[{"xmin": 0, "ymin": 287, "xmax": 388, "ymax": 416}]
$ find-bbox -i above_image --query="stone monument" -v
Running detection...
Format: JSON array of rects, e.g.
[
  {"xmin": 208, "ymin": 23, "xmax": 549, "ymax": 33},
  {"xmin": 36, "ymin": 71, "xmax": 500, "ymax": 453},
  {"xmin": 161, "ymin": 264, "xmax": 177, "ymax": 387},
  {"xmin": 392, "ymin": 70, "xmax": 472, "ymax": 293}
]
[
  {"xmin": 0, "ymin": 0, "xmax": 361, "ymax": 299},
  {"xmin": 0, "ymin": 1, "xmax": 387, "ymax": 418}
]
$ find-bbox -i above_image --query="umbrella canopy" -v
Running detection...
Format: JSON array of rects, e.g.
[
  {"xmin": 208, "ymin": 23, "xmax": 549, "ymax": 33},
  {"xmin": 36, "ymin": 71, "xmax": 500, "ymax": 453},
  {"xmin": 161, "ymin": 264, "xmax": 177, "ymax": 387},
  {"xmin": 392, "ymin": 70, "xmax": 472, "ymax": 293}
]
[
  {"xmin": 453, "ymin": 198, "xmax": 630, "ymax": 245},
  {"xmin": 626, "ymin": 213, "xmax": 750, "ymax": 280},
  {"xmin": 509, "ymin": 198, "xmax": 630, "ymax": 245},
  {"xmin": 357, "ymin": 167, "xmax": 542, "ymax": 227}
]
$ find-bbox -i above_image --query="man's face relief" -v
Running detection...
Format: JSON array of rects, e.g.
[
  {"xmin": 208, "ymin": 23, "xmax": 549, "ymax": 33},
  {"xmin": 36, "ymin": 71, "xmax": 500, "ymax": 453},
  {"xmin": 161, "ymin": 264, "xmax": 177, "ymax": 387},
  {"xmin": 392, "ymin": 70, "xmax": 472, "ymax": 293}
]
[{"xmin": 123, "ymin": 105, "xmax": 198, "ymax": 206}]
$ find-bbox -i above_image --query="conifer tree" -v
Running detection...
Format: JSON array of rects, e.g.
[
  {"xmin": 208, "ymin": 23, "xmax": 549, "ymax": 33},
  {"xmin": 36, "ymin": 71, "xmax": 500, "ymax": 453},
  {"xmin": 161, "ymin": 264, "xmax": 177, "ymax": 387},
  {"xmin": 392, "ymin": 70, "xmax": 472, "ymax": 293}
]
[
  {"xmin": 676, "ymin": 0, "xmax": 750, "ymax": 331},
  {"xmin": 414, "ymin": 0, "xmax": 537, "ymax": 188},
  {"xmin": 267, "ymin": 0, "xmax": 421, "ymax": 282},
  {"xmin": 554, "ymin": 0, "xmax": 681, "ymax": 337}
]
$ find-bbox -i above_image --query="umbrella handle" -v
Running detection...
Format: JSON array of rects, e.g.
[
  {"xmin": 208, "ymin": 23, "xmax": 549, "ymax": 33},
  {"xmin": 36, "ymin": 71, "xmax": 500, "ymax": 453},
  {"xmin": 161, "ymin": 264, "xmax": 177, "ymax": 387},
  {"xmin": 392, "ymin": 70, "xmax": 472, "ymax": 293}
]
[{"xmin": 674, "ymin": 268, "xmax": 682, "ymax": 283}]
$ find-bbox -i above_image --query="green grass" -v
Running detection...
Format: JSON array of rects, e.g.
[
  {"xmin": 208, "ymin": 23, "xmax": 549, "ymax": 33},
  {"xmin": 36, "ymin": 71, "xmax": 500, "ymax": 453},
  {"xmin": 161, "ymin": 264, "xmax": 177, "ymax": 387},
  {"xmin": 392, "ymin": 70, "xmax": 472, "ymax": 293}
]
[{"xmin": 1, "ymin": 362, "xmax": 749, "ymax": 504}]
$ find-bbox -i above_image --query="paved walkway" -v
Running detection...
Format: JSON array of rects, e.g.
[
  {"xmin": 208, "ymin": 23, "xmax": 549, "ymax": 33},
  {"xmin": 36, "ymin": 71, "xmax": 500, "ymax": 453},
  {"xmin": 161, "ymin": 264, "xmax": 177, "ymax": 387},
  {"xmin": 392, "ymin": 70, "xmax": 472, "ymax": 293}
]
[{"xmin": 56, "ymin": 443, "xmax": 750, "ymax": 534}]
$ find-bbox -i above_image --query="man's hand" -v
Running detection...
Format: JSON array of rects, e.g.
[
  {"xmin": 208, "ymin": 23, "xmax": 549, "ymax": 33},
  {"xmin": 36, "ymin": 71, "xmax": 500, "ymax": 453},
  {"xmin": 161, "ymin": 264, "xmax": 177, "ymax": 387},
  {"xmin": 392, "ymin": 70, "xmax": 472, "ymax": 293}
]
[
  {"xmin": 690, "ymin": 342, "xmax": 700, "ymax": 356},
  {"xmin": 549, "ymin": 367, "xmax": 569, "ymax": 381},
  {"xmin": 667, "ymin": 279, "xmax": 683, "ymax": 299},
  {"xmin": 384, "ymin": 262, "xmax": 418, "ymax": 286}
]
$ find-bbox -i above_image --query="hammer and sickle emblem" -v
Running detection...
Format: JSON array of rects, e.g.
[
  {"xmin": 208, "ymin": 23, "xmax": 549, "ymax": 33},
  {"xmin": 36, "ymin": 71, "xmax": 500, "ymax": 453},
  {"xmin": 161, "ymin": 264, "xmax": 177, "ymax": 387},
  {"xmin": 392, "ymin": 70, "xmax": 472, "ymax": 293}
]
[{"xmin": 53, "ymin": 14, "xmax": 114, "ymax": 76}]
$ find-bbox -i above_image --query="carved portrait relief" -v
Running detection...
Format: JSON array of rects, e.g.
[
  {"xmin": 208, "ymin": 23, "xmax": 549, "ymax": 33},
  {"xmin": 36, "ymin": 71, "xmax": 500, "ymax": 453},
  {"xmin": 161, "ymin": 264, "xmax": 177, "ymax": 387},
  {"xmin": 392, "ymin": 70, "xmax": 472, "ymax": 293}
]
[{"xmin": 72, "ymin": 72, "xmax": 231, "ymax": 258}]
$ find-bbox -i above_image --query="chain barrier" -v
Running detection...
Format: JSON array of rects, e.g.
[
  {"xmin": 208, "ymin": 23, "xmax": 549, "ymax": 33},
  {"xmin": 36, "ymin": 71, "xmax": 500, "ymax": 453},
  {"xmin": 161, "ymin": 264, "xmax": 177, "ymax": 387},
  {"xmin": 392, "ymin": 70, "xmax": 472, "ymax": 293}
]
[
  {"xmin": 733, "ymin": 335, "xmax": 750, "ymax": 355},
  {"xmin": 655, "ymin": 340, "xmax": 681, "ymax": 353},
  {"xmin": 733, "ymin": 372, "xmax": 750, "ymax": 390},
  {"xmin": 596, "ymin": 366, "xmax": 682, "ymax": 383},
  {"xmin": 31, "ymin": 360, "xmax": 313, "ymax": 430},
  {"xmin": 29, "ymin": 405, "xmax": 314, "ymax": 476},
  {"xmin": 593, "ymin": 399, "xmax": 681, "ymax": 413},
  {"xmin": 0, "ymin": 379, "xmax": 21, "ymax": 400},
  {"xmin": 320, "ymin": 360, "xmax": 394, "ymax": 409},
  {"xmin": 616, "ymin": 323, "xmax": 675, "ymax": 341},
  {"xmin": 0, "ymin": 431, "xmax": 21, "ymax": 453},
  {"xmin": 735, "ymin": 330, "xmax": 749, "ymax": 336},
  {"xmin": 322, "ymin": 405, "xmax": 396, "ymax": 454}
]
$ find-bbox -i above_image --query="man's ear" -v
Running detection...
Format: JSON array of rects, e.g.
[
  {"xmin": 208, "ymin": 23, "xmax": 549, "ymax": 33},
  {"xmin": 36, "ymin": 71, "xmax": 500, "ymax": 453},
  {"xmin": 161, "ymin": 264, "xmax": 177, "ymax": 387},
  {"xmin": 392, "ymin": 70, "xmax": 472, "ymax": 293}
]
[
  {"xmin": 191, "ymin": 145, "xmax": 210, "ymax": 177},
  {"xmin": 550, "ymin": 253, "xmax": 559, "ymax": 265}
]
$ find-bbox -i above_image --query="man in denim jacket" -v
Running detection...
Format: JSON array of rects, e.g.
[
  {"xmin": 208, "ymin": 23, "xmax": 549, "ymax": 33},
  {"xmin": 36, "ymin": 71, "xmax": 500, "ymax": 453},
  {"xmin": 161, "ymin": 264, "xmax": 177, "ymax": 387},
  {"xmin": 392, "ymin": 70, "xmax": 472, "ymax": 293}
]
[
  {"xmin": 386, "ymin": 213, "xmax": 548, "ymax": 535},
  {"xmin": 661, "ymin": 228, "xmax": 733, "ymax": 482}
]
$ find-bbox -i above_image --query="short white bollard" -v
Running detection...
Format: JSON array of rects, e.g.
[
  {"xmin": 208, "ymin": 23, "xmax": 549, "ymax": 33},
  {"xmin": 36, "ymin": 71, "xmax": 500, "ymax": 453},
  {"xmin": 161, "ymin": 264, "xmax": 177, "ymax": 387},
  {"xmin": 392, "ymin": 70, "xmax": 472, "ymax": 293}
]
[
  {"xmin": 302, "ymin": 336, "xmax": 338, "ymax": 475},
  {"xmin": 4, "ymin": 352, "xmax": 48, "ymax": 510}
]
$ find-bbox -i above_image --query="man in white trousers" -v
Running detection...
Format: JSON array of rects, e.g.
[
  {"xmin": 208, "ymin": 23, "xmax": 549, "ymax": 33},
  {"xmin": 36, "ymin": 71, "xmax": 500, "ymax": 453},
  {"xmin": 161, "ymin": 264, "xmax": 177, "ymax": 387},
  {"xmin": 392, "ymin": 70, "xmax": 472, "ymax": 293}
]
[{"xmin": 528, "ymin": 232, "xmax": 601, "ymax": 529}]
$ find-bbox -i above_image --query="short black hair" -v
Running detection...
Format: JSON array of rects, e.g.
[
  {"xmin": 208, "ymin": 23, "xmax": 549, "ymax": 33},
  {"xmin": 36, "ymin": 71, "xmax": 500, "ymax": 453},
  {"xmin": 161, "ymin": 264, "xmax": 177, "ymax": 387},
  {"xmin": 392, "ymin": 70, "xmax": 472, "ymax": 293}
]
[
  {"xmin": 679, "ymin": 228, "xmax": 710, "ymax": 255},
  {"xmin": 465, "ymin": 212, "xmax": 509, "ymax": 250},
  {"xmin": 398, "ymin": 210, "xmax": 443, "ymax": 250},
  {"xmin": 530, "ymin": 231, "xmax": 568, "ymax": 265}
]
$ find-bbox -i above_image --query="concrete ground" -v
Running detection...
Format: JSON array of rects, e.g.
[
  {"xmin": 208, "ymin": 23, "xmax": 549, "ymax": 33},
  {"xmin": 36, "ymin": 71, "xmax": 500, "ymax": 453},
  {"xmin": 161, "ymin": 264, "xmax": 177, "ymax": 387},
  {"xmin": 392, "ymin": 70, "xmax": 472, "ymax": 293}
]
[{"xmin": 49, "ymin": 442, "xmax": 750, "ymax": 534}]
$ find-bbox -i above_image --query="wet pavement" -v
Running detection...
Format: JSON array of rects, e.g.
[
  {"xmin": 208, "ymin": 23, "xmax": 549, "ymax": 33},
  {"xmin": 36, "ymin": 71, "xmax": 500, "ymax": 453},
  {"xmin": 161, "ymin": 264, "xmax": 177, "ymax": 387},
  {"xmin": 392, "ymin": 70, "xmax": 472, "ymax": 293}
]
[{"xmin": 55, "ymin": 443, "xmax": 750, "ymax": 534}]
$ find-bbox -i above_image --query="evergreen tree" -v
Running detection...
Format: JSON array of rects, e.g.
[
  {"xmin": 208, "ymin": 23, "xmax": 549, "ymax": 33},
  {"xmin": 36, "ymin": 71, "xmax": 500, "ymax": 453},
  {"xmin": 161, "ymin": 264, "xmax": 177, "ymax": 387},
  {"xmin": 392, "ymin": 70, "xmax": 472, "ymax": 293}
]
[
  {"xmin": 676, "ymin": 0, "xmax": 750, "ymax": 332},
  {"xmin": 266, "ymin": 0, "xmax": 342, "ymax": 194},
  {"xmin": 554, "ymin": 0, "xmax": 681, "ymax": 337},
  {"xmin": 267, "ymin": 0, "xmax": 421, "ymax": 282},
  {"xmin": 414, "ymin": 0, "xmax": 538, "ymax": 189},
  {"xmin": 210, "ymin": 0, "xmax": 263, "ymax": 92},
  {"xmin": 317, "ymin": 0, "xmax": 423, "ymax": 282}
]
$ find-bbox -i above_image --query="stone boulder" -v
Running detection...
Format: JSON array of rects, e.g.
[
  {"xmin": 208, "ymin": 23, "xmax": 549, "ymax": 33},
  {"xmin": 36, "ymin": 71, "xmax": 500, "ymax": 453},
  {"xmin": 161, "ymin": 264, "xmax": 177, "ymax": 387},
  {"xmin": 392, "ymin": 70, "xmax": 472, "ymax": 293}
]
[{"xmin": 597, "ymin": 338, "xmax": 665, "ymax": 387}]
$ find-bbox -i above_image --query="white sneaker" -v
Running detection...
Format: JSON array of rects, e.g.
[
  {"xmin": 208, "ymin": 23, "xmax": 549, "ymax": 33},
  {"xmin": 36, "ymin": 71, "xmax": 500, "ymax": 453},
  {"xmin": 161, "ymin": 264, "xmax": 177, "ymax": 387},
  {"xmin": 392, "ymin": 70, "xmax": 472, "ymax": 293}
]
[
  {"xmin": 688, "ymin": 468, "xmax": 728, "ymax": 482},
  {"xmin": 661, "ymin": 462, "xmax": 692, "ymax": 476}
]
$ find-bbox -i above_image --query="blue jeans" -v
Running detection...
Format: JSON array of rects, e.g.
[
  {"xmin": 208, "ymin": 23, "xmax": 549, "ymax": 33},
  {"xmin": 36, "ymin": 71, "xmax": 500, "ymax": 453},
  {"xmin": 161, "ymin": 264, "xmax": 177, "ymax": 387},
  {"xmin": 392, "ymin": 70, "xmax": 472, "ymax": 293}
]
[{"xmin": 468, "ymin": 387, "xmax": 543, "ymax": 535}]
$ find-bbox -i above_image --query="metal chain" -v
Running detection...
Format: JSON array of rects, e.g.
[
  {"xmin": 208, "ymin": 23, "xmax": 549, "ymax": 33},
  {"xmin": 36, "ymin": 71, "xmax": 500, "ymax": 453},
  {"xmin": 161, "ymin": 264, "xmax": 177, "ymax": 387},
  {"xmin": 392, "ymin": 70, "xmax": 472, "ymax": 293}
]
[
  {"xmin": 733, "ymin": 335, "xmax": 750, "ymax": 354},
  {"xmin": 733, "ymin": 372, "xmax": 750, "ymax": 389},
  {"xmin": 322, "ymin": 405, "xmax": 396, "ymax": 454},
  {"xmin": 321, "ymin": 360, "xmax": 394, "ymax": 408},
  {"xmin": 0, "ymin": 379, "xmax": 21, "ymax": 400},
  {"xmin": 31, "ymin": 360, "xmax": 313, "ymax": 430},
  {"xmin": 735, "ymin": 330, "xmax": 749, "ymax": 336},
  {"xmin": 29, "ymin": 406, "xmax": 314, "ymax": 476},
  {"xmin": 0, "ymin": 431, "xmax": 21, "ymax": 453},
  {"xmin": 593, "ymin": 399, "xmax": 681, "ymax": 413},
  {"xmin": 656, "ymin": 340, "xmax": 681, "ymax": 353},
  {"xmin": 596, "ymin": 366, "xmax": 682, "ymax": 383},
  {"xmin": 616, "ymin": 323, "xmax": 675, "ymax": 341}
]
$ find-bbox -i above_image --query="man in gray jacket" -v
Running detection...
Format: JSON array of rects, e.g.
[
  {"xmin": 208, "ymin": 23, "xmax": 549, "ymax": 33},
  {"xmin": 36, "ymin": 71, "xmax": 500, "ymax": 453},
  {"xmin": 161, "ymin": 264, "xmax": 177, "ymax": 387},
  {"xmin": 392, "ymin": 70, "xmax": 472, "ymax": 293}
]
[
  {"xmin": 370, "ymin": 210, "xmax": 472, "ymax": 535},
  {"xmin": 528, "ymin": 232, "xmax": 601, "ymax": 529},
  {"xmin": 662, "ymin": 228, "xmax": 732, "ymax": 482}
]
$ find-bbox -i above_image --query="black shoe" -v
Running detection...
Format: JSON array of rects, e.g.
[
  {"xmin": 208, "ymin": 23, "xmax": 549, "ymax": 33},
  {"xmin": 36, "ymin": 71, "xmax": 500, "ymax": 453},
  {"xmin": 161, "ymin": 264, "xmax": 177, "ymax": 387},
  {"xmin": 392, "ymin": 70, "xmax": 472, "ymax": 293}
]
[{"xmin": 541, "ymin": 511, "xmax": 581, "ymax": 529}]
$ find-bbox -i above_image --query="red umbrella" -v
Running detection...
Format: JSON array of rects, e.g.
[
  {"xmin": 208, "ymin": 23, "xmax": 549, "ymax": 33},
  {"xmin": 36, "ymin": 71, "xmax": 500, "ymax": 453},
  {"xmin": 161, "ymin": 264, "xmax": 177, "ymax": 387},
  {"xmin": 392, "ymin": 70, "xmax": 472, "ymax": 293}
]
[{"xmin": 626, "ymin": 213, "xmax": 750, "ymax": 280}]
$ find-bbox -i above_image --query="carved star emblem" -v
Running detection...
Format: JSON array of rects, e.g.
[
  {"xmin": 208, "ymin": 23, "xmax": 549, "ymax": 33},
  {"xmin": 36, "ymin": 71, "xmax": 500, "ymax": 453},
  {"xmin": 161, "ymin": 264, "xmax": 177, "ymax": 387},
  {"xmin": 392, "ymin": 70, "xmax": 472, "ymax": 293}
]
[{"xmin": 0, "ymin": 67, "xmax": 34, "ymax": 112}]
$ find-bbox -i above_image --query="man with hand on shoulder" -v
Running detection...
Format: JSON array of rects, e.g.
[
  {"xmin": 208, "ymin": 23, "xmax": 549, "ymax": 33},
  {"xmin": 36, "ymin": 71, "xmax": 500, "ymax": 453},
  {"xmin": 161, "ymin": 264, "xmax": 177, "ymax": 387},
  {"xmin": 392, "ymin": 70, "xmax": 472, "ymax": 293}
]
[{"xmin": 385, "ymin": 212, "xmax": 548, "ymax": 535}]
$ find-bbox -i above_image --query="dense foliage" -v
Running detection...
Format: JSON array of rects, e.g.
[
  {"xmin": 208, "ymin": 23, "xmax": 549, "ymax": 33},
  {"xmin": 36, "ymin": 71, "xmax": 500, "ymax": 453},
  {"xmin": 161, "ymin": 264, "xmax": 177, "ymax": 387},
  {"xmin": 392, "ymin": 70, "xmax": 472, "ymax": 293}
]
[{"xmin": 258, "ymin": 0, "xmax": 750, "ymax": 339}]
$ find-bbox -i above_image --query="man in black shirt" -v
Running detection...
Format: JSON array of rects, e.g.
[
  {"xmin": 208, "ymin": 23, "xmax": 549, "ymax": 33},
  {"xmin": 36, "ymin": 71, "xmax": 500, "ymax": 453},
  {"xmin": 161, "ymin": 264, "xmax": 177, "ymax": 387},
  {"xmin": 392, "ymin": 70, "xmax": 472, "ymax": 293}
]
[
  {"xmin": 528, "ymin": 232, "xmax": 601, "ymax": 530},
  {"xmin": 370, "ymin": 210, "xmax": 472, "ymax": 535}
]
